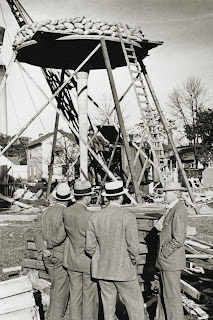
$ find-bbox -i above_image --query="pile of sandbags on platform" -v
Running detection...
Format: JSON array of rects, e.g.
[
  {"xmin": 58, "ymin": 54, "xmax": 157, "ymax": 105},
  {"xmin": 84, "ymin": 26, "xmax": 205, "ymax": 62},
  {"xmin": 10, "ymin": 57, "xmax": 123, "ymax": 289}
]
[{"xmin": 13, "ymin": 16, "xmax": 144, "ymax": 48}]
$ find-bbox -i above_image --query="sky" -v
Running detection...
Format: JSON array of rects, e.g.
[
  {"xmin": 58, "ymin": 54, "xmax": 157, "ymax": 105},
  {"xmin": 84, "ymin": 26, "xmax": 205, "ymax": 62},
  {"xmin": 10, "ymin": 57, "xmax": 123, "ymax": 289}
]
[{"xmin": 0, "ymin": 0, "xmax": 213, "ymax": 139}]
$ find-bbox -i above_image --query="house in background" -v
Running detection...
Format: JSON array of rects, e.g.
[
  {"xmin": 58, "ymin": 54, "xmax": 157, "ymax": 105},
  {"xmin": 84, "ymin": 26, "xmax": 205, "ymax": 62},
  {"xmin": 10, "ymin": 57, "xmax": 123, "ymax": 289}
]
[{"xmin": 27, "ymin": 130, "xmax": 77, "ymax": 182}]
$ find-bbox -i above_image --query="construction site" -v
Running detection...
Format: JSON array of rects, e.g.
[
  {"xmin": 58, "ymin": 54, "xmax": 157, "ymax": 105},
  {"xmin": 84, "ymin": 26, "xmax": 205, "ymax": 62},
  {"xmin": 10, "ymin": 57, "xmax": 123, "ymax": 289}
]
[{"xmin": 0, "ymin": 0, "xmax": 213, "ymax": 319}]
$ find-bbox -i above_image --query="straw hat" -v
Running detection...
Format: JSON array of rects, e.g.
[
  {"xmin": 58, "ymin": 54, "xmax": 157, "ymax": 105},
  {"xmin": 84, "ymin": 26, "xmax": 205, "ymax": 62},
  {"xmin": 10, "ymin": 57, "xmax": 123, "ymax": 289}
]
[
  {"xmin": 101, "ymin": 181, "xmax": 128, "ymax": 197},
  {"xmin": 73, "ymin": 180, "xmax": 94, "ymax": 196},
  {"xmin": 52, "ymin": 182, "xmax": 73, "ymax": 201},
  {"xmin": 162, "ymin": 180, "xmax": 186, "ymax": 192}
]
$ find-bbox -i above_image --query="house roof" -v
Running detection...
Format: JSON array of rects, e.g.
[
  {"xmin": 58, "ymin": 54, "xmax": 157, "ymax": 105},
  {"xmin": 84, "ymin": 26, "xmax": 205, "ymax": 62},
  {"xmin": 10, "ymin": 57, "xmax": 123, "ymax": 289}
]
[
  {"xmin": 28, "ymin": 130, "xmax": 77, "ymax": 148},
  {"xmin": 7, "ymin": 156, "xmax": 20, "ymax": 165}
]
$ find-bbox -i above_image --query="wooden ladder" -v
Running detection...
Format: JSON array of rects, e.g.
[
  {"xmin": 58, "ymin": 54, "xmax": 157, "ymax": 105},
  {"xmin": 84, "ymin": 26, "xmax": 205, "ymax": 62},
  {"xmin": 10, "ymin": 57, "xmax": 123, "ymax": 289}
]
[{"xmin": 117, "ymin": 24, "xmax": 169, "ymax": 184}]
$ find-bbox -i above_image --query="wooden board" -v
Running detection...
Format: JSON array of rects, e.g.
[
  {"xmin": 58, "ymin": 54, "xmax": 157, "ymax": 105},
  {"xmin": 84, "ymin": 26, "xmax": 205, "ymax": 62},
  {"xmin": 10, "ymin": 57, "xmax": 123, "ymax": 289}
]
[
  {"xmin": 139, "ymin": 243, "xmax": 148, "ymax": 254},
  {"xmin": 27, "ymin": 250, "xmax": 43, "ymax": 260},
  {"xmin": 0, "ymin": 291, "xmax": 35, "ymax": 315},
  {"xmin": 22, "ymin": 268, "xmax": 49, "ymax": 280},
  {"xmin": 180, "ymin": 279, "xmax": 209, "ymax": 303},
  {"xmin": 22, "ymin": 258, "xmax": 46, "ymax": 271},
  {"xmin": 27, "ymin": 241, "xmax": 37, "ymax": 251},
  {"xmin": 137, "ymin": 255, "xmax": 146, "ymax": 265},
  {"xmin": 0, "ymin": 306, "xmax": 40, "ymax": 320},
  {"xmin": 0, "ymin": 276, "xmax": 32, "ymax": 299},
  {"xmin": 136, "ymin": 219, "xmax": 155, "ymax": 231},
  {"xmin": 0, "ymin": 193, "xmax": 32, "ymax": 209},
  {"xmin": 138, "ymin": 231, "xmax": 148, "ymax": 243}
]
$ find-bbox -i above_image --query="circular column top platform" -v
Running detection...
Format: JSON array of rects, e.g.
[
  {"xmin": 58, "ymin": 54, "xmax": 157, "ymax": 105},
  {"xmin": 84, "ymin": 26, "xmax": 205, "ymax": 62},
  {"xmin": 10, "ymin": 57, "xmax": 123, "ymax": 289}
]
[{"xmin": 15, "ymin": 31, "xmax": 163, "ymax": 70}]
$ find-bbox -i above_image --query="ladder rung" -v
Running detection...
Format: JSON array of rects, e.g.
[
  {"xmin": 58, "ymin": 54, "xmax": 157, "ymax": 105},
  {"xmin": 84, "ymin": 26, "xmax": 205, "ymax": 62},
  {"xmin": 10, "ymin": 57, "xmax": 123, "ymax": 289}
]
[
  {"xmin": 129, "ymin": 62, "xmax": 138, "ymax": 66},
  {"xmin": 133, "ymin": 77, "xmax": 142, "ymax": 82},
  {"xmin": 154, "ymin": 147, "xmax": 164, "ymax": 151},
  {"xmin": 131, "ymin": 70, "xmax": 140, "ymax": 74},
  {"xmin": 137, "ymin": 92, "xmax": 146, "ymax": 96},
  {"xmin": 127, "ymin": 54, "xmax": 136, "ymax": 59},
  {"xmin": 126, "ymin": 47, "xmax": 134, "ymax": 52},
  {"xmin": 135, "ymin": 85, "xmax": 144, "ymax": 89}
]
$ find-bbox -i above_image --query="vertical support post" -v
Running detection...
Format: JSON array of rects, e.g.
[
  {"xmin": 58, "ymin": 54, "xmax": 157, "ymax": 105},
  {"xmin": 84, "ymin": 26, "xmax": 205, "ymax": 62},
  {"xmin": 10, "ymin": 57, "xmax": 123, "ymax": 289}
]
[
  {"xmin": 101, "ymin": 38, "xmax": 142, "ymax": 203},
  {"xmin": 76, "ymin": 71, "xmax": 89, "ymax": 181},
  {"xmin": 140, "ymin": 62, "xmax": 199, "ymax": 214},
  {"xmin": 46, "ymin": 113, "xmax": 59, "ymax": 197},
  {"xmin": 0, "ymin": 64, "xmax": 7, "ymax": 135},
  {"xmin": 0, "ymin": 26, "xmax": 7, "ymax": 135}
]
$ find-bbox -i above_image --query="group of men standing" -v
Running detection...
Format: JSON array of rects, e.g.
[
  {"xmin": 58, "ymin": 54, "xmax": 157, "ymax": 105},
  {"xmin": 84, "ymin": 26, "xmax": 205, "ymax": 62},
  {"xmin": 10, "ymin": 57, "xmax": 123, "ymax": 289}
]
[{"xmin": 34, "ymin": 178, "xmax": 188, "ymax": 320}]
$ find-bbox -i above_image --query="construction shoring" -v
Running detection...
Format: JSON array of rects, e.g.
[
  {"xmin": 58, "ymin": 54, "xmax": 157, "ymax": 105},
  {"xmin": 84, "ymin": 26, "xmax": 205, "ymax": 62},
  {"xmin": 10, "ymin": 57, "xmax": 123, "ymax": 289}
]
[
  {"xmin": 0, "ymin": 43, "xmax": 101, "ymax": 158},
  {"xmin": 16, "ymin": 65, "xmax": 138, "ymax": 203},
  {"xmin": 9, "ymin": 53, "xmax": 137, "ymax": 203},
  {"xmin": 5, "ymin": 0, "xmax": 80, "ymax": 130},
  {"xmin": 16, "ymin": 48, "xmax": 158, "ymax": 201},
  {"xmin": 140, "ymin": 62, "xmax": 199, "ymax": 214},
  {"xmin": 46, "ymin": 70, "xmax": 65, "ymax": 197},
  {"xmin": 101, "ymin": 37, "xmax": 142, "ymax": 204},
  {"xmin": 126, "ymin": 132, "xmax": 146, "ymax": 188}
]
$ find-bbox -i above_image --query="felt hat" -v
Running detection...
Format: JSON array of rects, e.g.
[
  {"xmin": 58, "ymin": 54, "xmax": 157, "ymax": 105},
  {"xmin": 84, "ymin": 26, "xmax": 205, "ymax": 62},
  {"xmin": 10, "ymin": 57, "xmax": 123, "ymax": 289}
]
[
  {"xmin": 52, "ymin": 182, "xmax": 73, "ymax": 201},
  {"xmin": 101, "ymin": 180, "xmax": 128, "ymax": 197},
  {"xmin": 73, "ymin": 180, "xmax": 94, "ymax": 196},
  {"xmin": 162, "ymin": 180, "xmax": 186, "ymax": 192}
]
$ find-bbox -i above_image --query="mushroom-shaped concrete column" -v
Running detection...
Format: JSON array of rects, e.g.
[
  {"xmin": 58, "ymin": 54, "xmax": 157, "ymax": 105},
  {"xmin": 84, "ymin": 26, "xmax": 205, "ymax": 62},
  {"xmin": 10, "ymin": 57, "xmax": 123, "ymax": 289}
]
[{"xmin": 76, "ymin": 71, "xmax": 89, "ymax": 181}]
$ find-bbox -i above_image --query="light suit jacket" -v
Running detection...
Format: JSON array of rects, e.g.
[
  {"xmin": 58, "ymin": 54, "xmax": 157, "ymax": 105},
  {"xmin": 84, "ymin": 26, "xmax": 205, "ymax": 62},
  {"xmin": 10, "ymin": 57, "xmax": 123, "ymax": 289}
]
[
  {"xmin": 156, "ymin": 200, "xmax": 188, "ymax": 271},
  {"xmin": 63, "ymin": 202, "xmax": 93, "ymax": 273},
  {"xmin": 85, "ymin": 204, "xmax": 140, "ymax": 281},
  {"xmin": 34, "ymin": 203, "xmax": 67, "ymax": 261}
]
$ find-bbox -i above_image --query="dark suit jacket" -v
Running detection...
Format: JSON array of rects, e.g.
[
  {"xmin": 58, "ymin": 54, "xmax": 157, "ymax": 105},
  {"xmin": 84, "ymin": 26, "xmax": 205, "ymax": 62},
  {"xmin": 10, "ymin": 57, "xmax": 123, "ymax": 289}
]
[
  {"xmin": 156, "ymin": 200, "xmax": 188, "ymax": 271},
  {"xmin": 85, "ymin": 204, "xmax": 140, "ymax": 281},
  {"xmin": 63, "ymin": 202, "xmax": 93, "ymax": 273}
]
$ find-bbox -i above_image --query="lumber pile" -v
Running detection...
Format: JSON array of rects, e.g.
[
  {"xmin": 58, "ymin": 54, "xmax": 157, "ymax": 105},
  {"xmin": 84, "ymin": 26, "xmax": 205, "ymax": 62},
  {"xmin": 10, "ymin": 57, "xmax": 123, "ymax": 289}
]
[{"xmin": 13, "ymin": 16, "xmax": 144, "ymax": 48}]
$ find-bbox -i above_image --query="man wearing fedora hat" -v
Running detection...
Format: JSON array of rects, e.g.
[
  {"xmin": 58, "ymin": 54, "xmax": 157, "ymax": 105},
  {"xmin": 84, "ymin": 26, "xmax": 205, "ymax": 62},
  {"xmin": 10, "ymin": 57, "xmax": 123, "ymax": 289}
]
[
  {"xmin": 154, "ymin": 180, "xmax": 188, "ymax": 320},
  {"xmin": 63, "ymin": 180, "xmax": 98, "ymax": 320},
  {"xmin": 34, "ymin": 182, "xmax": 73, "ymax": 320},
  {"xmin": 85, "ymin": 180, "xmax": 144, "ymax": 320}
]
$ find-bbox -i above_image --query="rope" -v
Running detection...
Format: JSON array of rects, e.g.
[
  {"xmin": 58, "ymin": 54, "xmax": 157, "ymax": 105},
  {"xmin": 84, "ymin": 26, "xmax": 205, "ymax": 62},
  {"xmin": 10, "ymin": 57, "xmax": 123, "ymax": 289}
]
[
  {"xmin": 18, "ymin": 65, "xmax": 49, "ymax": 136},
  {"xmin": 7, "ymin": 83, "xmax": 21, "ymax": 129}
]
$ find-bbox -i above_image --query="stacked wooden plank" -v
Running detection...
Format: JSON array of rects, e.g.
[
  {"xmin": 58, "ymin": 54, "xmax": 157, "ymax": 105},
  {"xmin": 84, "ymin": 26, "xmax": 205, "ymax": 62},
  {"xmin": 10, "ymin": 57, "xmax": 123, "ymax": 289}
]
[
  {"xmin": 13, "ymin": 16, "xmax": 144, "ymax": 49},
  {"xmin": 22, "ymin": 233, "xmax": 50, "ymax": 280},
  {"xmin": 22, "ymin": 204, "xmax": 165, "ymax": 292},
  {"xmin": 123, "ymin": 205, "xmax": 164, "ymax": 291},
  {"xmin": 0, "ymin": 276, "xmax": 40, "ymax": 320}
]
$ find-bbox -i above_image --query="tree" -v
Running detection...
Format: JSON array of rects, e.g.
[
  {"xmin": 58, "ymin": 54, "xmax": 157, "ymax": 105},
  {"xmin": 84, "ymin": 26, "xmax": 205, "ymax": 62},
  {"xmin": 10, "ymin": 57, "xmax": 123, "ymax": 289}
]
[
  {"xmin": 185, "ymin": 108, "xmax": 213, "ymax": 163},
  {"xmin": 92, "ymin": 93, "xmax": 130, "ymax": 127},
  {"xmin": 167, "ymin": 76, "xmax": 209, "ymax": 167},
  {"xmin": 0, "ymin": 133, "xmax": 30, "ymax": 163}
]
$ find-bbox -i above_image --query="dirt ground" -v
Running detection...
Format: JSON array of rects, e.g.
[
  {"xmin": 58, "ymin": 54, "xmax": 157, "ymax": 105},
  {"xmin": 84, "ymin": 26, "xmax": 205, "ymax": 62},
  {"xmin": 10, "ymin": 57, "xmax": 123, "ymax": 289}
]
[{"xmin": 0, "ymin": 212, "xmax": 213, "ymax": 319}]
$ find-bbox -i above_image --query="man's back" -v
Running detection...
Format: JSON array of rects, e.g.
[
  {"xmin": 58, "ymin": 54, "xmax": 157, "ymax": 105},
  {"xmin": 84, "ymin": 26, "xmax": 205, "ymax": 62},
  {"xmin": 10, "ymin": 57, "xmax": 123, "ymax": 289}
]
[
  {"xmin": 34, "ymin": 203, "xmax": 66, "ymax": 258},
  {"xmin": 63, "ymin": 202, "xmax": 93, "ymax": 272},
  {"xmin": 86, "ymin": 204, "xmax": 140, "ymax": 281}
]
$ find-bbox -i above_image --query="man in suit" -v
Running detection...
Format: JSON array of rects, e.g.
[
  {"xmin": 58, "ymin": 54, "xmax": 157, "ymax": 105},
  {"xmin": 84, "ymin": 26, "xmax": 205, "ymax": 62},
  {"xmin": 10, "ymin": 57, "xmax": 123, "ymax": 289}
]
[
  {"xmin": 85, "ymin": 180, "xmax": 144, "ymax": 320},
  {"xmin": 63, "ymin": 180, "xmax": 99, "ymax": 320},
  {"xmin": 34, "ymin": 182, "xmax": 73, "ymax": 320},
  {"xmin": 155, "ymin": 180, "xmax": 188, "ymax": 320}
]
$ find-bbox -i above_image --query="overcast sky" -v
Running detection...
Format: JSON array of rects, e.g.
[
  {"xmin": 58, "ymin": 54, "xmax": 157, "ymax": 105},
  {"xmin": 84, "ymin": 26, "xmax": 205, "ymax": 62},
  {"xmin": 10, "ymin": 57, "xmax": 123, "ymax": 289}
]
[{"xmin": 0, "ymin": 0, "xmax": 213, "ymax": 139}]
